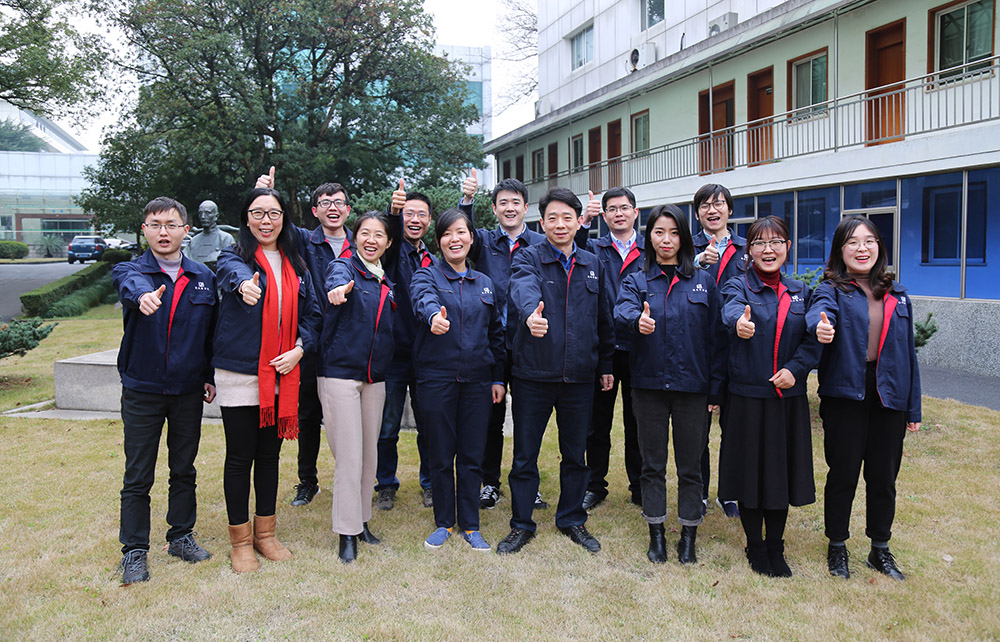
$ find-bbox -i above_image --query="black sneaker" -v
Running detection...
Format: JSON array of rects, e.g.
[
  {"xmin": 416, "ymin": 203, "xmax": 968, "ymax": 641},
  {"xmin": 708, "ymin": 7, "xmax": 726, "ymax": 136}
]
[
  {"xmin": 559, "ymin": 525, "xmax": 601, "ymax": 553},
  {"xmin": 291, "ymin": 483, "xmax": 320, "ymax": 506},
  {"xmin": 119, "ymin": 549, "xmax": 149, "ymax": 585},
  {"xmin": 167, "ymin": 533, "xmax": 211, "ymax": 563},
  {"xmin": 866, "ymin": 546, "xmax": 905, "ymax": 581},
  {"xmin": 479, "ymin": 484, "xmax": 500, "ymax": 509},
  {"xmin": 374, "ymin": 487, "xmax": 396, "ymax": 511},
  {"xmin": 534, "ymin": 492, "xmax": 549, "ymax": 510},
  {"xmin": 827, "ymin": 544, "xmax": 850, "ymax": 579}
]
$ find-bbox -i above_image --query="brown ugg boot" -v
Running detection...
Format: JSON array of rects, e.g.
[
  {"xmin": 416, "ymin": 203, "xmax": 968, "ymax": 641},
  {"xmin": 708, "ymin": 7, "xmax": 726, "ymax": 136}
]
[
  {"xmin": 228, "ymin": 521, "xmax": 259, "ymax": 573},
  {"xmin": 253, "ymin": 514, "xmax": 292, "ymax": 561}
]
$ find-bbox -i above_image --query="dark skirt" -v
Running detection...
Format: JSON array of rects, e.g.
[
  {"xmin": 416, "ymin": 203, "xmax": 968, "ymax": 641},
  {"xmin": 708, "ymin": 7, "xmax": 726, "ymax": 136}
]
[{"xmin": 718, "ymin": 393, "xmax": 815, "ymax": 510}]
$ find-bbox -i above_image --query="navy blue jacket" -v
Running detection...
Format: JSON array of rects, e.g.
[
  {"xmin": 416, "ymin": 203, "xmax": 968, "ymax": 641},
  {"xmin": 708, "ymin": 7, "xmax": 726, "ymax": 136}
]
[
  {"xmin": 410, "ymin": 261, "xmax": 505, "ymax": 383},
  {"xmin": 615, "ymin": 266, "xmax": 726, "ymax": 402},
  {"xmin": 720, "ymin": 269, "xmax": 821, "ymax": 398},
  {"xmin": 212, "ymin": 246, "xmax": 322, "ymax": 375},
  {"xmin": 384, "ymin": 211, "xmax": 436, "ymax": 367},
  {"xmin": 574, "ymin": 227, "xmax": 645, "ymax": 352},
  {"xmin": 806, "ymin": 280, "xmax": 922, "ymax": 422},
  {"xmin": 113, "ymin": 251, "xmax": 217, "ymax": 395},
  {"xmin": 508, "ymin": 243, "xmax": 614, "ymax": 383},
  {"xmin": 694, "ymin": 229, "xmax": 749, "ymax": 286},
  {"xmin": 319, "ymin": 255, "xmax": 396, "ymax": 382}
]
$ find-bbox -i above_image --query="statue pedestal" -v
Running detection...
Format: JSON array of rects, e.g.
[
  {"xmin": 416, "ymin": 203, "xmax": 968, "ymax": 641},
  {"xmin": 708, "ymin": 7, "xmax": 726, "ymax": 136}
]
[{"xmin": 54, "ymin": 349, "xmax": 222, "ymax": 418}]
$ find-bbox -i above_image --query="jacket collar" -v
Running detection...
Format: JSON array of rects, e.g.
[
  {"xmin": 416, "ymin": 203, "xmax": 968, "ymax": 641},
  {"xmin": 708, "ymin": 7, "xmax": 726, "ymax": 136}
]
[
  {"xmin": 646, "ymin": 264, "xmax": 691, "ymax": 281},
  {"xmin": 697, "ymin": 228, "xmax": 746, "ymax": 247},
  {"xmin": 490, "ymin": 224, "xmax": 540, "ymax": 249},
  {"xmin": 439, "ymin": 260, "xmax": 478, "ymax": 281},
  {"xmin": 539, "ymin": 242, "xmax": 594, "ymax": 266},
  {"xmin": 309, "ymin": 225, "xmax": 353, "ymax": 247},
  {"xmin": 745, "ymin": 266, "xmax": 804, "ymax": 294},
  {"xmin": 139, "ymin": 248, "xmax": 202, "ymax": 276},
  {"xmin": 596, "ymin": 231, "xmax": 645, "ymax": 250},
  {"xmin": 350, "ymin": 254, "xmax": 390, "ymax": 285}
]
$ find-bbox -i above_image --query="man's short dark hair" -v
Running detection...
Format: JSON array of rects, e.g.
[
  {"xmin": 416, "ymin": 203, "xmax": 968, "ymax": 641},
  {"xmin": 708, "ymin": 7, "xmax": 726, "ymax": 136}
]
[
  {"xmin": 538, "ymin": 187, "xmax": 582, "ymax": 217},
  {"xmin": 601, "ymin": 186, "xmax": 636, "ymax": 210},
  {"xmin": 311, "ymin": 182, "xmax": 349, "ymax": 208},
  {"xmin": 143, "ymin": 197, "xmax": 187, "ymax": 224},
  {"xmin": 404, "ymin": 191, "xmax": 433, "ymax": 217},
  {"xmin": 693, "ymin": 183, "xmax": 734, "ymax": 212},
  {"xmin": 491, "ymin": 178, "xmax": 528, "ymax": 205}
]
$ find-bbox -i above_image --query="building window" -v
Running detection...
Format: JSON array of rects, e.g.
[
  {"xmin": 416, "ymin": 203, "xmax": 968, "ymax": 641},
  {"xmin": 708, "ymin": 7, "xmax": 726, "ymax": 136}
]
[
  {"xmin": 933, "ymin": 0, "xmax": 994, "ymax": 79},
  {"xmin": 642, "ymin": 0, "xmax": 664, "ymax": 31},
  {"xmin": 515, "ymin": 155, "xmax": 524, "ymax": 182},
  {"xmin": 571, "ymin": 135, "xmax": 584, "ymax": 169},
  {"xmin": 465, "ymin": 81, "xmax": 484, "ymax": 117},
  {"xmin": 532, "ymin": 149, "xmax": 544, "ymax": 180},
  {"xmin": 789, "ymin": 51, "xmax": 828, "ymax": 113},
  {"xmin": 571, "ymin": 25, "xmax": 594, "ymax": 70},
  {"xmin": 631, "ymin": 111, "xmax": 650, "ymax": 154},
  {"xmin": 502, "ymin": 159, "xmax": 511, "ymax": 179}
]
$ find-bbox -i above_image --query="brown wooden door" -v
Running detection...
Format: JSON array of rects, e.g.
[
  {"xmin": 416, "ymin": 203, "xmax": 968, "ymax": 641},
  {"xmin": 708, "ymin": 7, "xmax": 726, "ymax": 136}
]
[
  {"xmin": 588, "ymin": 126, "xmax": 602, "ymax": 192},
  {"xmin": 547, "ymin": 142, "xmax": 559, "ymax": 187},
  {"xmin": 747, "ymin": 67, "xmax": 774, "ymax": 165},
  {"xmin": 698, "ymin": 82, "xmax": 735, "ymax": 173},
  {"xmin": 607, "ymin": 119, "xmax": 622, "ymax": 188},
  {"xmin": 866, "ymin": 20, "xmax": 906, "ymax": 145}
]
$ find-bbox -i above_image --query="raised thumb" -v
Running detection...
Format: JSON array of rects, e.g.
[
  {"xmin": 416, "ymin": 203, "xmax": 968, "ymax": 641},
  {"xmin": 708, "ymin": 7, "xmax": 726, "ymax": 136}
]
[
  {"xmin": 743, "ymin": 305, "xmax": 751, "ymax": 320},
  {"xmin": 588, "ymin": 190, "xmax": 595, "ymax": 202},
  {"xmin": 471, "ymin": 168, "xmax": 477, "ymax": 180},
  {"xmin": 534, "ymin": 300, "xmax": 544, "ymax": 316},
  {"xmin": 398, "ymin": 178, "xmax": 405, "ymax": 191},
  {"xmin": 642, "ymin": 301, "xmax": 651, "ymax": 316},
  {"xmin": 820, "ymin": 311, "xmax": 830, "ymax": 324},
  {"xmin": 252, "ymin": 271, "xmax": 260, "ymax": 285},
  {"xmin": 440, "ymin": 306, "xmax": 447, "ymax": 320},
  {"xmin": 154, "ymin": 284, "xmax": 166, "ymax": 299},
  {"xmin": 345, "ymin": 279, "xmax": 355, "ymax": 294}
]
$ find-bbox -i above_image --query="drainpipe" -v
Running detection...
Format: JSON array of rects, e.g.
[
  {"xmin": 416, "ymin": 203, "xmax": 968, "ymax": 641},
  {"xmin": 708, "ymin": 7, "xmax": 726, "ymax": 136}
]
[{"xmin": 833, "ymin": 9, "xmax": 840, "ymax": 152}]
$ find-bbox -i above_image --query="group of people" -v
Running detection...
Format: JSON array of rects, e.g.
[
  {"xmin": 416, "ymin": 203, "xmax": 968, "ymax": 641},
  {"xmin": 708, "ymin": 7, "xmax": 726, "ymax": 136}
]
[{"xmin": 112, "ymin": 172, "xmax": 920, "ymax": 586}]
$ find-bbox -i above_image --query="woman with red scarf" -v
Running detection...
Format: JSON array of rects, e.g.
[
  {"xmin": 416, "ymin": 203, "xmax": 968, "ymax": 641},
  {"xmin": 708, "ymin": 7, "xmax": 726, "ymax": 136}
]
[{"xmin": 213, "ymin": 187, "xmax": 321, "ymax": 573}]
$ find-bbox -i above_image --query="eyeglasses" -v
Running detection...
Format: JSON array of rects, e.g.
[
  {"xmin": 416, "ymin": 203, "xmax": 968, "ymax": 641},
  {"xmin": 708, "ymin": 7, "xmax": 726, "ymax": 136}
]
[
  {"xmin": 605, "ymin": 205, "xmax": 633, "ymax": 215},
  {"xmin": 698, "ymin": 200, "xmax": 728, "ymax": 213},
  {"xmin": 317, "ymin": 199, "xmax": 347, "ymax": 209},
  {"xmin": 144, "ymin": 223, "xmax": 184, "ymax": 231},
  {"xmin": 749, "ymin": 239, "xmax": 788, "ymax": 250},
  {"xmin": 248, "ymin": 208, "xmax": 283, "ymax": 221},
  {"xmin": 402, "ymin": 210, "xmax": 430, "ymax": 220},
  {"xmin": 844, "ymin": 238, "xmax": 878, "ymax": 251}
]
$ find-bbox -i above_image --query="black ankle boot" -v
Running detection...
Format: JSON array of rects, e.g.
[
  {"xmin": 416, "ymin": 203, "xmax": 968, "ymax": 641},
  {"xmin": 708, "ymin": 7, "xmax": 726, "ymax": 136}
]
[
  {"xmin": 766, "ymin": 539, "xmax": 792, "ymax": 577},
  {"xmin": 677, "ymin": 525, "xmax": 697, "ymax": 565},
  {"xmin": 359, "ymin": 523, "xmax": 381, "ymax": 545},
  {"xmin": 647, "ymin": 523, "xmax": 666, "ymax": 564},
  {"xmin": 338, "ymin": 535, "xmax": 357, "ymax": 564},
  {"xmin": 745, "ymin": 541, "xmax": 772, "ymax": 576}
]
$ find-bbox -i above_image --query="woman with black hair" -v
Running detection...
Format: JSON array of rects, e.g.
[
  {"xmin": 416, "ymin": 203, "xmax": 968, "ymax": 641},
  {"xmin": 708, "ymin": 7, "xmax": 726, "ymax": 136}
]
[
  {"xmin": 614, "ymin": 204, "xmax": 725, "ymax": 565},
  {"xmin": 806, "ymin": 216, "xmax": 921, "ymax": 582},
  {"xmin": 318, "ymin": 211, "xmax": 397, "ymax": 563},
  {"xmin": 409, "ymin": 208, "xmax": 506, "ymax": 551},
  {"xmin": 718, "ymin": 216, "xmax": 821, "ymax": 577},
  {"xmin": 213, "ymin": 187, "xmax": 322, "ymax": 573}
]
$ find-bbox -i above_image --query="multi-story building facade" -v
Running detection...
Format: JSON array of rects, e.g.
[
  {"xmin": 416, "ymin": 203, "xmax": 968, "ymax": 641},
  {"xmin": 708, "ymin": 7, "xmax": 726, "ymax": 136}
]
[
  {"xmin": 436, "ymin": 44, "xmax": 496, "ymax": 189},
  {"xmin": 486, "ymin": 0, "xmax": 1000, "ymax": 376}
]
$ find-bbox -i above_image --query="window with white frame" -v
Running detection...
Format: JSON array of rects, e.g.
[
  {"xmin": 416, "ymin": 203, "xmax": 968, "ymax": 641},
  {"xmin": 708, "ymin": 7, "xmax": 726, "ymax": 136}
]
[
  {"xmin": 935, "ymin": 0, "xmax": 994, "ymax": 78},
  {"xmin": 571, "ymin": 25, "xmax": 594, "ymax": 70},
  {"xmin": 631, "ymin": 111, "xmax": 650, "ymax": 154},
  {"xmin": 571, "ymin": 135, "xmax": 584, "ymax": 170},
  {"xmin": 642, "ymin": 0, "xmax": 665, "ymax": 31},
  {"xmin": 792, "ymin": 53, "xmax": 828, "ymax": 111},
  {"xmin": 532, "ymin": 149, "xmax": 545, "ymax": 180}
]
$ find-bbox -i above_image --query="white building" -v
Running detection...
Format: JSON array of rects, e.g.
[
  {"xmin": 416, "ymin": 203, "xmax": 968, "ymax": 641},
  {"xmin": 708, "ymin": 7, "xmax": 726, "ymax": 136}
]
[{"xmin": 436, "ymin": 44, "xmax": 496, "ymax": 189}]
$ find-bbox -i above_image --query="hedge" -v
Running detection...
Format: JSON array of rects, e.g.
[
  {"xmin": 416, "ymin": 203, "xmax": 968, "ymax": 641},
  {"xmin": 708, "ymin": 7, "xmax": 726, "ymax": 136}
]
[
  {"xmin": 101, "ymin": 249, "xmax": 133, "ymax": 264},
  {"xmin": 0, "ymin": 240, "xmax": 29, "ymax": 259},
  {"xmin": 19, "ymin": 261, "xmax": 112, "ymax": 317},
  {"xmin": 45, "ymin": 274, "xmax": 116, "ymax": 317}
]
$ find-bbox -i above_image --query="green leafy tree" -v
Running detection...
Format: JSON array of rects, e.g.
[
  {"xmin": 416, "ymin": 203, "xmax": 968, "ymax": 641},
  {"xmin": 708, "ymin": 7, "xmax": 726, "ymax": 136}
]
[
  {"xmin": 0, "ymin": 119, "xmax": 45, "ymax": 151},
  {"xmin": 0, "ymin": 0, "xmax": 107, "ymax": 121},
  {"xmin": 79, "ymin": 0, "xmax": 484, "ymax": 234}
]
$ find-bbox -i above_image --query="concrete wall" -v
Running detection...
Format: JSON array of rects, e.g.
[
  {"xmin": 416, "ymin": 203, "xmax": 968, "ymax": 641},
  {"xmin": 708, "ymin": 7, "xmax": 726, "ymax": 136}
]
[{"xmin": 912, "ymin": 297, "xmax": 1000, "ymax": 378}]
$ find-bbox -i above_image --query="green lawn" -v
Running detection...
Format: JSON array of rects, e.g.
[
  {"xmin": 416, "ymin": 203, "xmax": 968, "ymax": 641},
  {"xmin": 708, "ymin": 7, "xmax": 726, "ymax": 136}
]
[{"xmin": 0, "ymin": 304, "xmax": 998, "ymax": 640}]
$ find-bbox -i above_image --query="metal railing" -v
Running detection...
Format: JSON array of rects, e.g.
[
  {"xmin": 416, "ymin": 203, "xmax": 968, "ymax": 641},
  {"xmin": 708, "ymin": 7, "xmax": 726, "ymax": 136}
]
[{"xmin": 523, "ymin": 56, "xmax": 1000, "ymax": 201}]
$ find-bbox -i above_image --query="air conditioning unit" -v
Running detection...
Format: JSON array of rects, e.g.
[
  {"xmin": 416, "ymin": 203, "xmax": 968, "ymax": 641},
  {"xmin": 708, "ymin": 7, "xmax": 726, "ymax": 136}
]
[
  {"xmin": 708, "ymin": 12, "xmax": 738, "ymax": 37},
  {"xmin": 626, "ymin": 42, "xmax": 658, "ymax": 75},
  {"xmin": 534, "ymin": 97, "xmax": 550, "ymax": 118}
]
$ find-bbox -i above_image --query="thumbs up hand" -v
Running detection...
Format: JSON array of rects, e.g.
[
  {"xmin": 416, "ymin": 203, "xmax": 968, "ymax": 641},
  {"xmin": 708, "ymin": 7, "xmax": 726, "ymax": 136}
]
[
  {"xmin": 581, "ymin": 190, "xmax": 600, "ymax": 225},
  {"xmin": 638, "ymin": 300, "xmax": 656, "ymax": 335},
  {"xmin": 328, "ymin": 279, "xmax": 354, "ymax": 306},
  {"xmin": 139, "ymin": 284, "xmax": 167, "ymax": 316},
  {"xmin": 461, "ymin": 169, "xmax": 478, "ymax": 203},
  {"xmin": 816, "ymin": 311, "xmax": 835, "ymax": 344},
  {"xmin": 431, "ymin": 306, "xmax": 451, "ymax": 335},
  {"xmin": 700, "ymin": 237, "xmax": 720, "ymax": 266},
  {"xmin": 391, "ymin": 178, "xmax": 406, "ymax": 214},
  {"xmin": 527, "ymin": 301, "xmax": 548, "ymax": 338},
  {"xmin": 736, "ymin": 304, "xmax": 755, "ymax": 339},
  {"xmin": 240, "ymin": 272, "xmax": 262, "ymax": 306},
  {"xmin": 255, "ymin": 166, "xmax": 275, "ymax": 189}
]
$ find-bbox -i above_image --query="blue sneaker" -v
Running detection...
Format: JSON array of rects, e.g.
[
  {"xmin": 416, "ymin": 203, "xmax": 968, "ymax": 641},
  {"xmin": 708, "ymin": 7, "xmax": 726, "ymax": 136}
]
[
  {"xmin": 461, "ymin": 530, "xmax": 490, "ymax": 551},
  {"xmin": 424, "ymin": 527, "xmax": 452, "ymax": 549},
  {"xmin": 717, "ymin": 497, "xmax": 740, "ymax": 518}
]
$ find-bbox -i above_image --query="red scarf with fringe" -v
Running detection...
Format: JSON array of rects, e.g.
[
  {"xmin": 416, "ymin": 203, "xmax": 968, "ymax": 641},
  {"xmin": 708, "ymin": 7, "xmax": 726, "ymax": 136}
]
[{"xmin": 255, "ymin": 246, "xmax": 300, "ymax": 439}]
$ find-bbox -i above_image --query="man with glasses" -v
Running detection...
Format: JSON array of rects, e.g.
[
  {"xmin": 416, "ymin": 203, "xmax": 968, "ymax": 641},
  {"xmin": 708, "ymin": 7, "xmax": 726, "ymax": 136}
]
[
  {"xmin": 373, "ymin": 180, "xmax": 437, "ymax": 510},
  {"xmin": 575, "ymin": 186, "xmax": 644, "ymax": 509},
  {"xmin": 255, "ymin": 168, "xmax": 356, "ymax": 508},
  {"xmin": 112, "ymin": 197, "xmax": 217, "ymax": 584},
  {"xmin": 692, "ymin": 183, "xmax": 749, "ymax": 519}
]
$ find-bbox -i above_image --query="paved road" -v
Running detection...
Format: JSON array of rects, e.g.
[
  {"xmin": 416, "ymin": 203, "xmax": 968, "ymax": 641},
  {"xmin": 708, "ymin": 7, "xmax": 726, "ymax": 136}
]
[
  {"xmin": 917, "ymin": 362, "xmax": 1000, "ymax": 412},
  {"xmin": 0, "ymin": 262, "xmax": 89, "ymax": 320}
]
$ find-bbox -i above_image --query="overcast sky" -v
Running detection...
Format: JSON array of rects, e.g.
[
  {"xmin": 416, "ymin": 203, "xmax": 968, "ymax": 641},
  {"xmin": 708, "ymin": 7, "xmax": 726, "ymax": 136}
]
[{"xmin": 56, "ymin": 0, "xmax": 536, "ymax": 153}]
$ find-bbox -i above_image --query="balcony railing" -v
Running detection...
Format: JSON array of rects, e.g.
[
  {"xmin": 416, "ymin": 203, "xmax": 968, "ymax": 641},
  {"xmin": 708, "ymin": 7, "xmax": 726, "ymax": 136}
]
[{"xmin": 522, "ymin": 56, "xmax": 1000, "ymax": 202}]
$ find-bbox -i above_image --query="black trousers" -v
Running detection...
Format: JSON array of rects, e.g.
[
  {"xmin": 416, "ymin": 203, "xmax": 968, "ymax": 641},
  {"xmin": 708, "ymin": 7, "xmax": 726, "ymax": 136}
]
[
  {"xmin": 585, "ymin": 349, "xmax": 641, "ymax": 499},
  {"xmin": 821, "ymin": 362, "xmax": 906, "ymax": 543},
  {"xmin": 221, "ymin": 405, "xmax": 283, "ymax": 525},
  {"xmin": 419, "ymin": 380, "xmax": 491, "ymax": 531},
  {"xmin": 481, "ymin": 350, "xmax": 513, "ymax": 488},
  {"xmin": 700, "ymin": 391, "xmax": 730, "ymax": 500},
  {"xmin": 632, "ymin": 388, "xmax": 708, "ymax": 526},
  {"xmin": 296, "ymin": 375, "xmax": 323, "ymax": 488},
  {"xmin": 119, "ymin": 388, "xmax": 204, "ymax": 553},
  {"xmin": 509, "ymin": 379, "xmax": 592, "ymax": 531}
]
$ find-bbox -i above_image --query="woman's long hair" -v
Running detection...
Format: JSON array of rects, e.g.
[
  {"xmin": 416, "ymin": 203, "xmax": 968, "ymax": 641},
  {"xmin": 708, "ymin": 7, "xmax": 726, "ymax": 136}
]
[
  {"xmin": 235, "ymin": 187, "xmax": 307, "ymax": 275},
  {"xmin": 643, "ymin": 204, "xmax": 695, "ymax": 277},
  {"xmin": 822, "ymin": 215, "xmax": 893, "ymax": 298}
]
